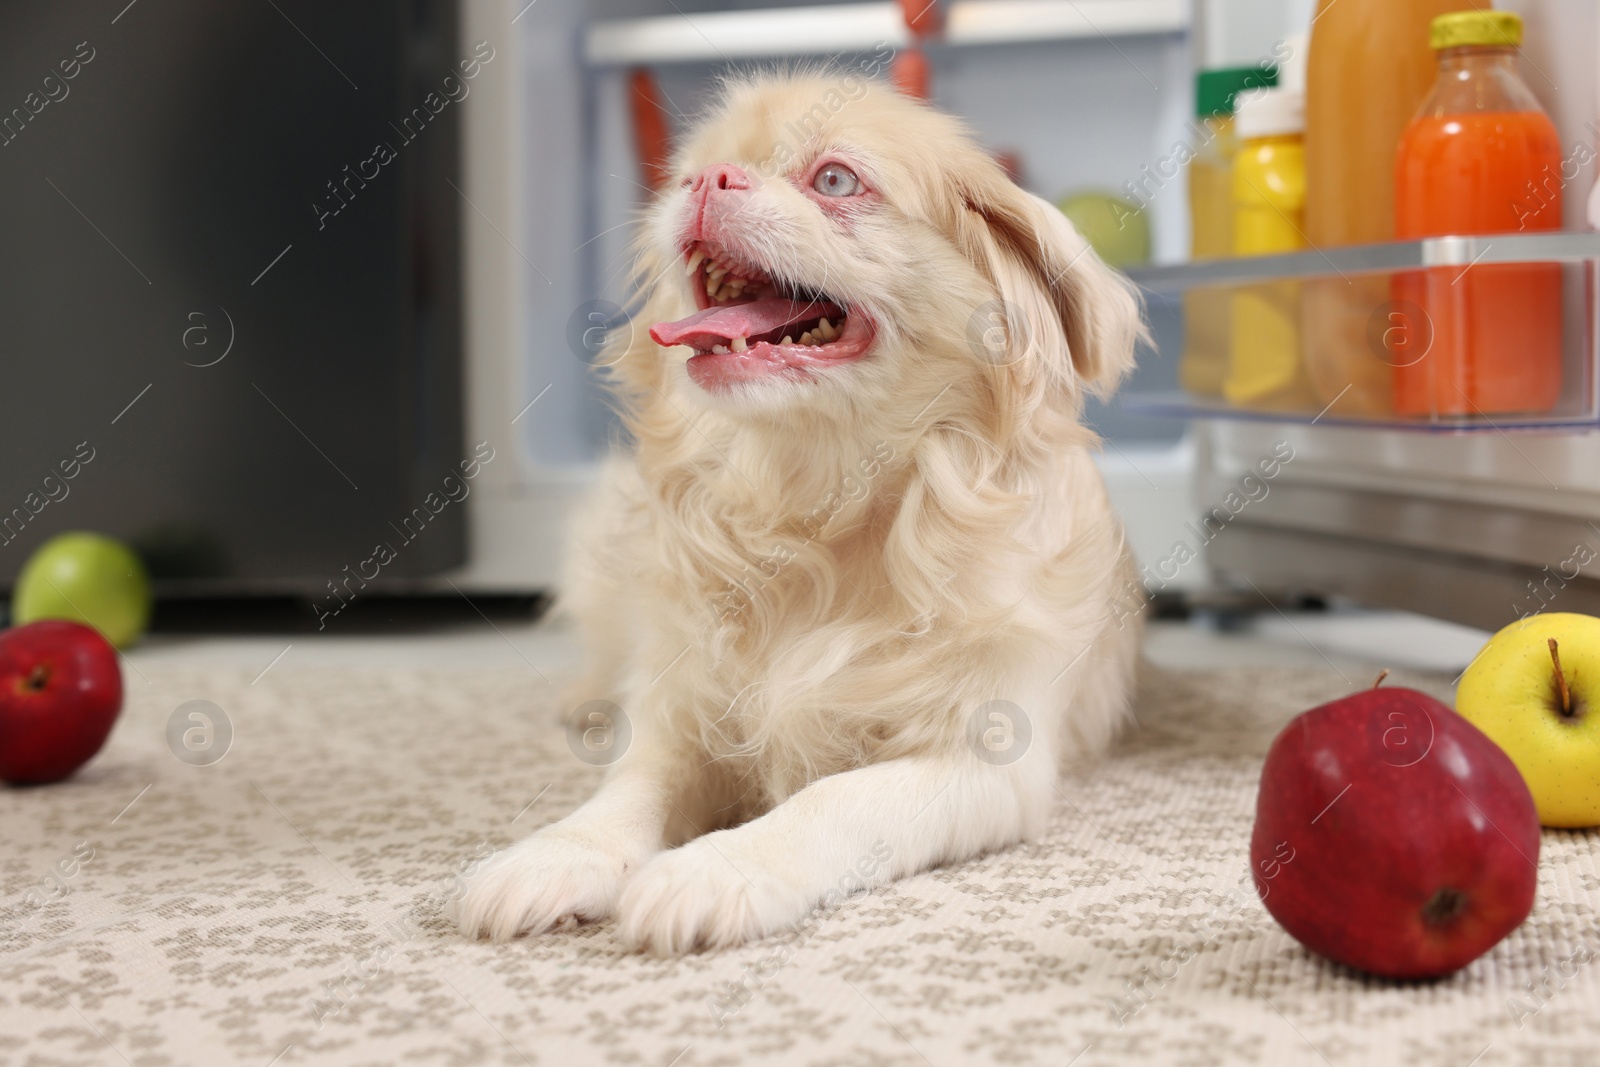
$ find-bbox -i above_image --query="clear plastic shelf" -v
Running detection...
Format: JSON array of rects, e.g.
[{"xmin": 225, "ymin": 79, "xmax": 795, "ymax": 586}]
[{"xmin": 1123, "ymin": 232, "xmax": 1600, "ymax": 432}]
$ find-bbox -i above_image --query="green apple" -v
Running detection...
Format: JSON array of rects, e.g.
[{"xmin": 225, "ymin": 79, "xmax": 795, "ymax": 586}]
[
  {"xmin": 12, "ymin": 532, "xmax": 152, "ymax": 650},
  {"xmin": 1457, "ymin": 612, "xmax": 1600, "ymax": 828},
  {"xmin": 1055, "ymin": 191, "xmax": 1150, "ymax": 270}
]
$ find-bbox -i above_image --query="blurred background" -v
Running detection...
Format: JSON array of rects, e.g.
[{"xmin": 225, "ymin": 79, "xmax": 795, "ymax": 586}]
[{"xmin": 2, "ymin": 0, "xmax": 1599, "ymax": 645}]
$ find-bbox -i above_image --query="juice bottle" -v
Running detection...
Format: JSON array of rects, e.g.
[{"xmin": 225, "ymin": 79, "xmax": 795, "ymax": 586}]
[
  {"xmin": 1302, "ymin": 0, "xmax": 1460, "ymax": 415},
  {"xmin": 1392, "ymin": 10, "xmax": 1563, "ymax": 417},
  {"xmin": 1225, "ymin": 84, "xmax": 1317, "ymax": 411},
  {"xmin": 1181, "ymin": 66, "xmax": 1276, "ymax": 397}
]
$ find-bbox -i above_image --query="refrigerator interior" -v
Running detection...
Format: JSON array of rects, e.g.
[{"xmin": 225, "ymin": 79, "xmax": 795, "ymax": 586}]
[
  {"xmin": 503, "ymin": 0, "xmax": 1321, "ymax": 593},
  {"xmin": 491, "ymin": 0, "xmax": 1600, "ymax": 628}
]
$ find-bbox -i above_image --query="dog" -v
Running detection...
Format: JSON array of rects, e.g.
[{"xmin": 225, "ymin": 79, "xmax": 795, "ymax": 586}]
[{"xmin": 452, "ymin": 70, "xmax": 1146, "ymax": 954}]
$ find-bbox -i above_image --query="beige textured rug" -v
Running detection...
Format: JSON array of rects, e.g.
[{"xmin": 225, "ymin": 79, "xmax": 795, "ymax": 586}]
[{"xmin": 2, "ymin": 661, "xmax": 1597, "ymax": 1067}]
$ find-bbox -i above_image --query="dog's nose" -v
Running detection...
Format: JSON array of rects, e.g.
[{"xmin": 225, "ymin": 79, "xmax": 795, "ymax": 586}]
[
  {"xmin": 690, "ymin": 163, "xmax": 751, "ymax": 195},
  {"xmin": 684, "ymin": 163, "xmax": 754, "ymax": 245}
]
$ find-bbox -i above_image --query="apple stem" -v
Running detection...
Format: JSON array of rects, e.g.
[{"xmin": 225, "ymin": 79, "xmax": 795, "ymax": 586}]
[
  {"xmin": 24, "ymin": 664, "xmax": 49, "ymax": 691},
  {"xmin": 1549, "ymin": 638, "xmax": 1573, "ymax": 716},
  {"xmin": 1372, "ymin": 669, "xmax": 1390, "ymax": 689}
]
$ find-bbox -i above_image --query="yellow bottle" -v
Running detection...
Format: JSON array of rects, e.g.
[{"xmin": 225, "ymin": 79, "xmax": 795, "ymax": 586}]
[
  {"xmin": 1181, "ymin": 67, "xmax": 1276, "ymax": 396},
  {"xmin": 1225, "ymin": 84, "xmax": 1317, "ymax": 410}
]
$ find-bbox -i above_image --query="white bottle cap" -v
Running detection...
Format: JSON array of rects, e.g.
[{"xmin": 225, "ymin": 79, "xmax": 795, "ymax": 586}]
[{"xmin": 1235, "ymin": 86, "xmax": 1304, "ymax": 139}]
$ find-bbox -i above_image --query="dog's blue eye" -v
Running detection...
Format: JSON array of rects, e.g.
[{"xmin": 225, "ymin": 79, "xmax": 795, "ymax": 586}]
[{"xmin": 812, "ymin": 164, "xmax": 861, "ymax": 197}]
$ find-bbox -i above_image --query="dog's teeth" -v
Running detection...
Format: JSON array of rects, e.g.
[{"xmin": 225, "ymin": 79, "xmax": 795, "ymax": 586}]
[
  {"xmin": 727, "ymin": 277, "xmax": 746, "ymax": 290},
  {"xmin": 712, "ymin": 344, "xmax": 729, "ymax": 355},
  {"xmin": 799, "ymin": 331, "xmax": 814, "ymax": 345},
  {"xmin": 731, "ymin": 336, "xmax": 748, "ymax": 352},
  {"xmin": 818, "ymin": 318, "xmax": 835, "ymax": 340},
  {"xmin": 780, "ymin": 335, "xmax": 793, "ymax": 345},
  {"xmin": 705, "ymin": 274, "xmax": 719, "ymax": 297},
  {"xmin": 709, "ymin": 266, "xmax": 728, "ymax": 283},
  {"xmin": 687, "ymin": 250, "xmax": 706, "ymax": 275}
]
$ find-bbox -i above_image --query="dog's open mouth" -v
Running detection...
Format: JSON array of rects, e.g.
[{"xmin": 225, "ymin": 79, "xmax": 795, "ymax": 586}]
[{"xmin": 649, "ymin": 241, "xmax": 875, "ymax": 390}]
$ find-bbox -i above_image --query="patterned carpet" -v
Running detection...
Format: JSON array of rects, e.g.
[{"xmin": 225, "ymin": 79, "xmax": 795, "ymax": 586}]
[{"xmin": 1, "ymin": 660, "xmax": 1597, "ymax": 1067}]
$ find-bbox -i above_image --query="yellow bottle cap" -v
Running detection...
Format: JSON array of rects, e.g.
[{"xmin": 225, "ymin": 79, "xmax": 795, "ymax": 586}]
[{"xmin": 1430, "ymin": 10, "xmax": 1523, "ymax": 50}]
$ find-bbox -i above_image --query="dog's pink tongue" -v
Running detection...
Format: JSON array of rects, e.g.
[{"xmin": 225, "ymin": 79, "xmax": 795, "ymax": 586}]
[{"xmin": 650, "ymin": 298, "xmax": 833, "ymax": 350}]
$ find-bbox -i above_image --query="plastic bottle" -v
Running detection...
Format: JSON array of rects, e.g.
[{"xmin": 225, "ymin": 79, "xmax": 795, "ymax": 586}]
[
  {"xmin": 1180, "ymin": 66, "xmax": 1276, "ymax": 397},
  {"xmin": 1225, "ymin": 74, "xmax": 1317, "ymax": 410},
  {"xmin": 1392, "ymin": 10, "xmax": 1563, "ymax": 417},
  {"xmin": 1302, "ymin": 0, "xmax": 1461, "ymax": 415}
]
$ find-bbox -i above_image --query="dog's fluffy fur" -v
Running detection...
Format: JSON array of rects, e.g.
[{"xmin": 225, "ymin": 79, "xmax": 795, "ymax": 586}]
[{"xmin": 453, "ymin": 71, "xmax": 1146, "ymax": 953}]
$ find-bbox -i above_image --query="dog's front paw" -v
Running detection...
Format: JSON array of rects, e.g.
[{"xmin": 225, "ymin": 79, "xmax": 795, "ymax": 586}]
[
  {"xmin": 451, "ymin": 826, "xmax": 646, "ymax": 942},
  {"xmin": 617, "ymin": 831, "xmax": 815, "ymax": 954}
]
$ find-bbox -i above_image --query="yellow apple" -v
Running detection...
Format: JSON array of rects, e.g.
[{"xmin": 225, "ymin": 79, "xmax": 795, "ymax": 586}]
[{"xmin": 1457, "ymin": 612, "xmax": 1600, "ymax": 827}]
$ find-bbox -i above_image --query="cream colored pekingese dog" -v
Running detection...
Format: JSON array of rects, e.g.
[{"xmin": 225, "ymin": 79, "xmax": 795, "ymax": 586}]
[{"xmin": 453, "ymin": 71, "xmax": 1146, "ymax": 954}]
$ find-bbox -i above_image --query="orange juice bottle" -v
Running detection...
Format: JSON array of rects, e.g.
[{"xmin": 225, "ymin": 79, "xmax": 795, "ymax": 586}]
[
  {"xmin": 1302, "ymin": 0, "xmax": 1460, "ymax": 415},
  {"xmin": 1392, "ymin": 10, "xmax": 1563, "ymax": 417}
]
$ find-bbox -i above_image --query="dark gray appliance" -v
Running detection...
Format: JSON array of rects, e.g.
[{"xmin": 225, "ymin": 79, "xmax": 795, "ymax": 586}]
[{"xmin": 0, "ymin": 0, "xmax": 464, "ymax": 595}]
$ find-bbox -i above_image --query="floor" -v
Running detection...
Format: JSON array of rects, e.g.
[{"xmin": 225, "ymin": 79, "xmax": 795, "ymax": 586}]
[{"xmin": 14, "ymin": 602, "xmax": 1591, "ymax": 1067}]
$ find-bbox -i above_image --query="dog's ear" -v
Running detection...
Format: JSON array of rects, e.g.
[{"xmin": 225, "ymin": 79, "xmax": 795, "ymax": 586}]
[{"xmin": 955, "ymin": 170, "xmax": 1146, "ymax": 402}]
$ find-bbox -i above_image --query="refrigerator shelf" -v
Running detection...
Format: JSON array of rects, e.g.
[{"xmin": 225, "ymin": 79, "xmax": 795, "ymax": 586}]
[
  {"xmin": 1118, "ymin": 391, "xmax": 1600, "ymax": 433},
  {"xmin": 1126, "ymin": 232, "xmax": 1600, "ymax": 294},
  {"xmin": 583, "ymin": 0, "xmax": 1188, "ymax": 66},
  {"xmin": 1121, "ymin": 232, "xmax": 1600, "ymax": 433}
]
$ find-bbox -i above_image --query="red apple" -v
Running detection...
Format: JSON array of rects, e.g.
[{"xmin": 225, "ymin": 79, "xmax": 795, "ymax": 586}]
[
  {"xmin": 0, "ymin": 620, "xmax": 123, "ymax": 785},
  {"xmin": 1251, "ymin": 683, "xmax": 1539, "ymax": 979}
]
